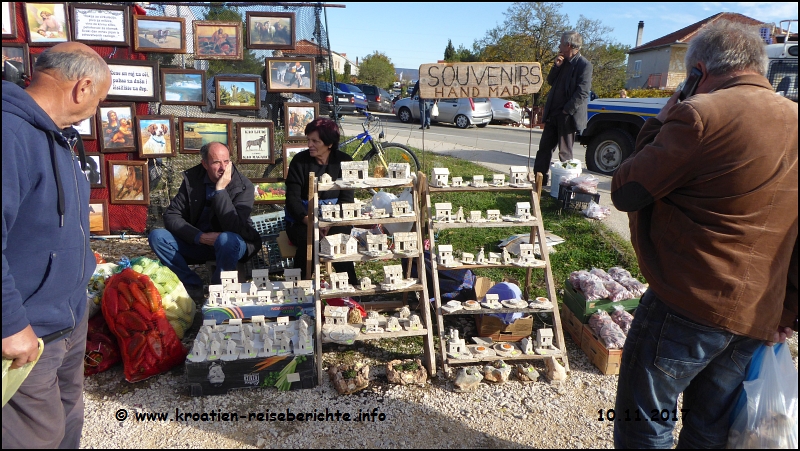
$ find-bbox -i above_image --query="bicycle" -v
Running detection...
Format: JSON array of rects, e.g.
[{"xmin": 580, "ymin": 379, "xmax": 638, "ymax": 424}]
[{"xmin": 262, "ymin": 111, "xmax": 420, "ymax": 181}]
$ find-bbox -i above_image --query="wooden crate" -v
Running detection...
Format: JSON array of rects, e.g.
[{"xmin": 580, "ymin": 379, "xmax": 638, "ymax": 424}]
[
  {"xmin": 475, "ymin": 315, "xmax": 533, "ymax": 342},
  {"xmin": 560, "ymin": 305, "xmax": 584, "ymax": 346},
  {"xmin": 579, "ymin": 324, "xmax": 623, "ymax": 375}
]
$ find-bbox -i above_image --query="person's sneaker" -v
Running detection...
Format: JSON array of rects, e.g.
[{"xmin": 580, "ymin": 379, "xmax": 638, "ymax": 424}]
[
  {"xmin": 426, "ymin": 125, "xmax": 430, "ymax": 129},
  {"xmin": 185, "ymin": 284, "xmax": 205, "ymax": 305}
]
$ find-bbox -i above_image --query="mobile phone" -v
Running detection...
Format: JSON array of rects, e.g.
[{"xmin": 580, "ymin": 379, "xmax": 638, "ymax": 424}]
[{"xmin": 679, "ymin": 67, "xmax": 702, "ymax": 101}]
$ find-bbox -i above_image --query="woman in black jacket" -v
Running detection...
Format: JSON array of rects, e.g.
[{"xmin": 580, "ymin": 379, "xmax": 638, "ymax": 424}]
[{"xmin": 284, "ymin": 118, "xmax": 357, "ymax": 282}]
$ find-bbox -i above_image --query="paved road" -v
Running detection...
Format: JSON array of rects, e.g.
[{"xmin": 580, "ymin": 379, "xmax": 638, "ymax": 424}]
[{"xmin": 339, "ymin": 113, "xmax": 632, "ymax": 242}]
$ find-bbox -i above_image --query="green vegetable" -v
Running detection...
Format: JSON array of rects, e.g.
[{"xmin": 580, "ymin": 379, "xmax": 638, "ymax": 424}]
[{"xmin": 274, "ymin": 356, "xmax": 301, "ymax": 391}]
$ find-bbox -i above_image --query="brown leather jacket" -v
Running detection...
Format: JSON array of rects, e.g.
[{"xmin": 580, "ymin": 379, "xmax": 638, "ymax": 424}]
[{"xmin": 611, "ymin": 74, "xmax": 798, "ymax": 341}]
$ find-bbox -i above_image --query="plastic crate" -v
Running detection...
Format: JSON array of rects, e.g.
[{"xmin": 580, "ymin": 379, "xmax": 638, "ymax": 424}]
[
  {"xmin": 558, "ymin": 185, "xmax": 601, "ymax": 211},
  {"xmin": 248, "ymin": 211, "xmax": 294, "ymax": 272}
]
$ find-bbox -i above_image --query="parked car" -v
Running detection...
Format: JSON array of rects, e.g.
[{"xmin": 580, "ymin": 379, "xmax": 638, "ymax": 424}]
[
  {"xmin": 394, "ymin": 95, "xmax": 492, "ymax": 129},
  {"xmin": 355, "ymin": 83, "xmax": 393, "ymax": 113},
  {"xmin": 202, "ymin": 73, "xmax": 271, "ymax": 118},
  {"xmin": 318, "ymin": 81, "xmax": 357, "ymax": 117},
  {"xmin": 335, "ymin": 82, "xmax": 369, "ymax": 112},
  {"xmin": 489, "ymin": 98, "xmax": 522, "ymax": 124}
]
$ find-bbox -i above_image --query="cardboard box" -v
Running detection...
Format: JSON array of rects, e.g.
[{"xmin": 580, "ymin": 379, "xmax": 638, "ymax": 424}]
[
  {"xmin": 202, "ymin": 302, "xmax": 314, "ymax": 325},
  {"xmin": 474, "ymin": 276, "xmax": 495, "ymax": 299},
  {"xmin": 476, "ymin": 315, "xmax": 533, "ymax": 342},
  {"xmin": 563, "ymin": 279, "xmax": 640, "ymax": 323},
  {"xmin": 186, "ymin": 353, "xmax": 316, "ymax": 396},
  {"xmin": 560, "ymin": 305, "xmax": 584, "ymax": 346},
  {"xmin": 579, "ymin": 324, "xmax": 623, "ymax": 375}
]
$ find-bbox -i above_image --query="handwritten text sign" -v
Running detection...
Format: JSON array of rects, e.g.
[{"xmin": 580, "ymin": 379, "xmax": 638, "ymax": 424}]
[
  {"xmin": 419, "ymin": 62, "xmax": 542, "ymax": 99},
  {"xmin": 108, "ymin": 65, "xmax": 155, "ymax": 98}
]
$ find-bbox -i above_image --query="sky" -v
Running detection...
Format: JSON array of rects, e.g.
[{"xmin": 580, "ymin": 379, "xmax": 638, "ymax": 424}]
[{"xmin": 325, "ymin": 2, "xmax": 798, "ymax": 72}]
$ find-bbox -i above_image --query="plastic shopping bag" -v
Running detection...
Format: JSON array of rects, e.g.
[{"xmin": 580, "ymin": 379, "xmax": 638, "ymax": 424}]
[{"xmin": 727, "ymin": 342, "xmax": 798, "ymax": 448}]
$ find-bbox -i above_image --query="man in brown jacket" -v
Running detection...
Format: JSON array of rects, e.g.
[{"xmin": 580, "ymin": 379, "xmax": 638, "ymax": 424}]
[{"xmin": 611, "ymin": 21, "xmax": 797, "ymax": 448}]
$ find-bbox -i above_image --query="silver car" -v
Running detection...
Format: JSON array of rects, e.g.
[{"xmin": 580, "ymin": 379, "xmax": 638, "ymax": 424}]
[
  {"xmin": 489, "ymin": 98, "xmax": 523, "ymax": 124},
  {"xmin": 394, "ymin": 95, "xmax": 492, "ymax": 129}
]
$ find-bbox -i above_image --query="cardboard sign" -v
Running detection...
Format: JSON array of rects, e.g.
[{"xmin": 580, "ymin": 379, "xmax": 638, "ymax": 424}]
[{"xmin": 418, "ymin": 62, "xmax": 543, "ymax": 99}]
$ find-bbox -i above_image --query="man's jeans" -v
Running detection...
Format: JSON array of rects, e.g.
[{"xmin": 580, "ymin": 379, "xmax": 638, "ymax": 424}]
[
  {"xmin": 148, "ymin": 229, "xmax": 246, "ymax": 286},
  {"xmin": 418, "ymin": 98, "xmax": 431, "ymax": 127},
  {"xmin": 614, "ymin": 289, "xmax": 762, "ymax": 449}
]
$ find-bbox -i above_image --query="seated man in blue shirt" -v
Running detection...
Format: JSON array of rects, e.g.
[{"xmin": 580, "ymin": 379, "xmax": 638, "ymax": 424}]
[{"xmin": 149, "ymin": 142, "xmax": 262, "ymax": 301}]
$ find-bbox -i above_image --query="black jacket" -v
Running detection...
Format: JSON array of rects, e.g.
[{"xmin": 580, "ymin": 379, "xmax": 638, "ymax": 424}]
[
  {"xmin": 543, "ymin": 53, "xmax": 593, "ymax": 133},
  {"xmin": 285, "ymin": 149, "xmax": 354, "ymax": 224},
  {"xmin": 163, "ymin": 164, "xmax": 261, "ymax": 260}
]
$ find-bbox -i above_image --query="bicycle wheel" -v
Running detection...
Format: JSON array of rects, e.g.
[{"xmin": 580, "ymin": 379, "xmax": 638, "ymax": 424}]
[{"xmin": 363, "ymin": 143, "xmax": 420, "ymax": 178}]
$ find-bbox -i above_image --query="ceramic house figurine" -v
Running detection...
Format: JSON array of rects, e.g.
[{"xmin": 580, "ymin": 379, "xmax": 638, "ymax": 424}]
[
  {"xmin": 341, "ymin": 203, "xmax": 362, "ymax": 220},
  {"xmin": 364, "ymin": 311, "xmax": 383, "ymax": 334},
  {"xmin": 431, "ymin": 167, "xmax": 450, "ymax": 187},
  {"xmin": 488, "ymin": 252, "xmax": 500, "ymax": 264},
  {"xmin": 535, "ymin": 328, "xmax": 556, "ymax": 355},
  {"xmin": 502, "ymin": 247, "xmax": 511, "ymax": 265},
  {"xmin": 515, "ymin": 243, "xmax": 540, "ymax": 266},
  {"xmin": 252, "ymin": 269, "xmax": 270, "ymax": 289},
  {"xmin": 320, "ymin": 233, "xmax": 358, "ymax": 257},
  {"xmin": 471, "ymin": 174, "xmax": 487, "ymax": 187},
  {"xmin": 454, "ymin": 206, "xmax": 465, "ymax": 223},
  {"xmin": 324, "ymin": 305, "xmax": 349, "ymax": 325},
  {"xmin": 340, "ymin": 161, "xmax": 369, "ymax": 182},
  {"xmin": 385, "ymin": 316, "xmax": 401, "ymax": 332},
  {"xmin": 451, "ymin": 176, "xmax": 463, "ymax": 187},
  {"xmin": 393, "ymin": 232, "xmax": 418, "ymax": 254},
  {"xmin": 371, "ymin": 207, "xmax": 387, "ymax": 219},
  {"xmin": 435, "ymin": 202, "xmax": 453, "ymax": 222},
  {"xmin": 476, "ymin": 247, "xmax": 485, "ymax": 264},
  {"xmin": 406, "ymin": 314, "xmax": 421, "ymax": 330},
  {"xmin": 255, "ymin": 290, "xmax": 272, "ymax": 305},
  {"xmin": 515, "ymin": 202, "xmax": 531, "ymax": 220},
  {"xmin": 446, "ymin": 328, "xmax": 468, "ymax": 359},
  {"xmin": 296, "ymin": 280, "xmax": 314, "ymax": 296},
  {"xmin": 362, "ymin": 233, "xmax": 390, "ymax": 256},
  {"xmin": 320, "ymin": 204, "xmax": 340, "ymax": 222},
  {"xmin": 491, "ymin": 174, "xmax": 506, "ymax": 186},
  {"xmin": 461, "ymin": 252, "xmax": 474, "ymax": 264},
  {"xmin": 382, "ymin": 265, "xmax": 404, "ymax": 287},
  {"xmin": 509, "ymin": 166, "xmax": 531, "ymax": 187},
  {"xmin": 359, "ymin": 276, "xmax": 374, "ymax": 291},
  {"xmin": 486, "ymin": 210, "xmax": 501, "ymax": 222},
  {"xmin": 284, "ymin": 268, "xmax": 301, "ymax": 285},
  {"xmin": 468, "ymin": 211, "xmax": 484, "ymax": 223},
  {"xmin": 438, "ymin": 244, "xmax": 455, "ymax": 267},
  {"xmin": 398, "ymin": 306, "xmax": 411, "ymax": 319},
  {"xmin": 390, "ymin": 200, "xmax": 413, "ymax": 217},
  {"xmin": 319, "ymin": 173, "xmax": 333, "ymax": 185},
  {"xmin": 221, "ymin": 270, "xmax": 238, "ymax": 290},
  {"xmin": 329, "ymin": 272, "xmax": 352, "ymax": 291},
  {"xmin": 388, "ymin": 162, "xmax": 411, "ymax": 179}
]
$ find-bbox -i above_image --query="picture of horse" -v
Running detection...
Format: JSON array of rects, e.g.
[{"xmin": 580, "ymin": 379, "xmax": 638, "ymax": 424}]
[
  {"xmin": 109, "ymin": 161, "xmax": 148, "ymax": 205},
  {"xmin": 133, "ymin": 17, "xmax": 185, "ymax": 53},
  {"xmin": 246, "ymin": 12, "xmax": 294, "ymax": 50},
  {"xmin": 285, "ymin": 103, "xmax": 317, "ymax": 140}
]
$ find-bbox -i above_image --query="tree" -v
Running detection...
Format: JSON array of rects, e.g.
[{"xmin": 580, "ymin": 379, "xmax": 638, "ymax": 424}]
[
  {"xmin": 358, "ymin": 51, "xmax": 396, "ymax": 89},
  {"xmin": 204, "ymin": 4, "xmax": 263, "ymax": 77},
  {"xmin": 444, "ymin": 39, "xmax": 456, "ymax": 61},
  {"xmin": 472, "ymin": 2, "xmax": 628, "ymax": 104},
  {"xmin": 343, "ymin": 62, "xmax": 351, "ymax": 79}
]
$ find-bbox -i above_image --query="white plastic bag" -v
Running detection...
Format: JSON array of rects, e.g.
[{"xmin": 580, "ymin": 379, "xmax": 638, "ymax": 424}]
[
  {"xmin": 582, "ymin": 200, "xmax": 611, "ymax": 220},
  {"xmin": 727, "ymin": 343, "xmax": 798, "ymax": 449},
  {"xmin": 431, "ymin": 101, "xmax": 439, "ymax": 117}
]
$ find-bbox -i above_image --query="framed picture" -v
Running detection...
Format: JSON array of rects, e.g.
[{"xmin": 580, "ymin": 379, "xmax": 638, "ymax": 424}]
[
  {"xmin": 70, "ymin": 3, "xmax": 129, "ymax": 47},
  {"xmin": 245, "ymin": 12, "xmax": 295, "ymax": 50},
  {"xmin": 84, "ymin": 152, "xmax": 105, "ymax": 188},
  {"xmin": 105, "ymin": 59, "xmax": 159, "ymax": 102},
  {"xmin": 283, "ymin": 142, "xmax": 309, "ymax": 179},
  {"xmin": 97, "ymin": 102, "xmax": 135, "ymax": 153},
  {"xmin": 178, "ymin": 118, "xmax": 232, "ymax": 154},
  {"xmin": 2, "ymin": 3, "xmax": 17, "ymax": 38},
  {"xmin": 73, "ymin": 115, "xmax": 95, "ymax": 140},
  {"xmin": 193, "ymin": 21, "xmax": 242, "ymax": 60},
  {"xmin": 161, "ymin": 68, "xmax": 205, "ymax": 105},
  {"xmin": 252, "ymin": 179, "xmax": 286, "ymax": 205},
  {"xmin": 284, "ymin": 102, "xmax": 318, "ymax": 141},
  {"xmin": 236, "ymin": 122, "xmax": 275, "ymax": 164},
  {"xmin": 108, "ymin": 160, "xmax": 149, "ymax": 205},
  {"xmin": 136, "ymin": 115, "xmax": 175, "ymax": 158},
  {"xmin": 266, "ymin": 57, "xmax": 315, "ymax": 93},
  {"xmin": 2, "ymin": 44, "xmax": 30, "ymax": 79},
  {"xmin": 88, "ymin": 198, "xmax": 110, "ymax": 235},
  {"xmin": 24, "ymin": 3, "xmax": 70, "ymax": 46},
  {"xmin": 215, "ymin": 76, "xmax": 260, "ymax": 111},
  {"xmin": 132, "ymin": 16, "xmax": 186, "ymax": 54}
]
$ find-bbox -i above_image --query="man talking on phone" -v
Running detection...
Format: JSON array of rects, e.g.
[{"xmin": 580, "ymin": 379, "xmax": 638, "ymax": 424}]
[
  {"xmin": 611, "ymin": 21, "xmax": 797, "ymax": 448},
  {"xmin": 532, "ymin": 31, "xmax": 592, "ymax": 185}
]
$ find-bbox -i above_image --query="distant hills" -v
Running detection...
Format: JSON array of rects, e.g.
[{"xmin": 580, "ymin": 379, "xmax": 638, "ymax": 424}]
[{"xmin": 395, "ymin": 68, "xmax": 419, "ymax": 84}]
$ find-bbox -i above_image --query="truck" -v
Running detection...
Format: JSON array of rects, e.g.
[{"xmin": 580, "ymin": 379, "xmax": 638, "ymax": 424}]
[{"xmin": 578, "ymin": 19, "xmax": 798, "ymax": 175}]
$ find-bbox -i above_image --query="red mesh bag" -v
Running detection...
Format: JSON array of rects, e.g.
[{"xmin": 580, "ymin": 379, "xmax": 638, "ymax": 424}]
[
  {"xmin": 101, "ymin": 268, "xmax": 187, "ymax": 382},
  {"xmin": 84, "ymin": 313, "xmax": 120, "ymax": 376}
]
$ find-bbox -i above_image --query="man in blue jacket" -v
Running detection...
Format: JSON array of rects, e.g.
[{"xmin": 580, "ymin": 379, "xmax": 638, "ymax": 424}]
[
  {"xmin": 533, "ymin": 31, "xmax": 593, "ymax": 185},
  {"xmin": 2, "ymin": 42, "xmax": 111, "ymax": 448}
]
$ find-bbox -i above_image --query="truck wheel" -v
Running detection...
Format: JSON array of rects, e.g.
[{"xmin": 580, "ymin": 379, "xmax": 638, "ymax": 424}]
[{"xmin": 586, "ymin": 129, "xmax": 634, "ymax": 175}]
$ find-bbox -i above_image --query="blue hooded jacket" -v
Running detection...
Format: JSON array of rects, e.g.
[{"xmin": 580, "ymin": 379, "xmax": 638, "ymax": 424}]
[{"xmin": 2, "ymin": 80, "xmax": 95, "ymax": 341}]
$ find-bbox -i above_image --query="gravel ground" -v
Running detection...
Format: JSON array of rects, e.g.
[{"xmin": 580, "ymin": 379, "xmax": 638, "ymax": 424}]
[{"xmin": 82, "ymin": 237, "xmax": 799, "ymax": 449}]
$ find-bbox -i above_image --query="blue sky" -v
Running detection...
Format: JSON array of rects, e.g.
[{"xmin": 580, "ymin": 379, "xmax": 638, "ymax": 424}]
[{"xmin": 325, "ymin": 2, "xmax": 797, "ymax": 71}]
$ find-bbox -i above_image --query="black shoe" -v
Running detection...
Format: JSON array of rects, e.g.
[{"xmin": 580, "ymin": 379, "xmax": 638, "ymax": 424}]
[
  {"xmin": 419, "ymin": 126, "xmax": 425, "ymax": 129},
  {"xmin": 426, "ymin": 125, "xmax": 430, "ymax": 129}
]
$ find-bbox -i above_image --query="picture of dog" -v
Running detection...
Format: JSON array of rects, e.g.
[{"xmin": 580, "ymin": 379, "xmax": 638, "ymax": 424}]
[{"xmin": 143, "ymin": 122, "xmax": 169, "ymax": 154}]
